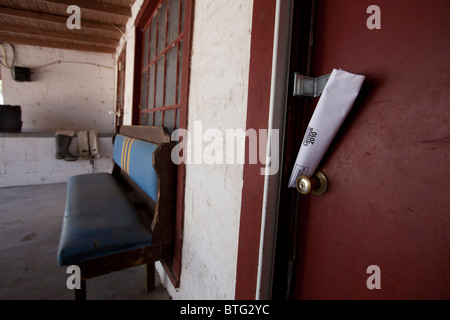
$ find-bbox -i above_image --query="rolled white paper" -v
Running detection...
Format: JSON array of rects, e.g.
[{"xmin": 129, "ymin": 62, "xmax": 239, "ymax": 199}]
[{"xmin": 288, "ymin": 68, "xmax": 365, "ymax": 188}]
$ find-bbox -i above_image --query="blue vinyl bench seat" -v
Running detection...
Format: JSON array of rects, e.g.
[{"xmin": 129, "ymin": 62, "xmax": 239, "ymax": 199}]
[
  {"xmin": 56, "ymin": 126, "xmax": 177, "ymax": 300},
  {"xmin": 57, "ymin": 173, "xmax": 153, "ymax": 266}
]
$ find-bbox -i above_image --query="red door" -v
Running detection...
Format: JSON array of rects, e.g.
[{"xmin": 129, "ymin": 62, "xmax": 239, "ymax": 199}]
[{"xmin": 275, "ymin": 0, "xmax": 450, "ymax": 299}]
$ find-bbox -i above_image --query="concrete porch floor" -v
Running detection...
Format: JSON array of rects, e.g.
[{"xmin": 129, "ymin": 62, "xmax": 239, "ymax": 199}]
[{"xmin": 0, "ymin": 183, "xmax": 172, "ymax": 300}]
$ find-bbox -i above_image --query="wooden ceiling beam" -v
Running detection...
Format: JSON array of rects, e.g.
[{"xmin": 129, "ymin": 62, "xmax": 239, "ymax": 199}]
[
  {"xmin": 0, "ymin": 23, "xmax": 119, "ymax": 46},
  {"xmin": 0, "ymin": 7, "xmax": 124, "ymax": 34},
  {"xmin": 0, "ymin": 34, "xmax": 116, "ymax": 54},
  {"xmin": 37, "ymin": 0, "xmax": 132, "ymax": 18}
]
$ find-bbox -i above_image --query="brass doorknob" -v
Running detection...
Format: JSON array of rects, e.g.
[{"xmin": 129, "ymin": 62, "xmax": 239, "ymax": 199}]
[{"xmin": 295, "ymin": 170, "xmax": 328, "ymax": 195}]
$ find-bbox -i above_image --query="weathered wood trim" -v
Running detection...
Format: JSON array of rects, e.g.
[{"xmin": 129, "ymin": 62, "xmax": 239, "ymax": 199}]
[
  {"xmin": 120, "ymin": 125, "xmax": 171, "ymax": 144},
  {"xmin": 39, "ymin": 0, "xmax": 132, "ymax": 18}
]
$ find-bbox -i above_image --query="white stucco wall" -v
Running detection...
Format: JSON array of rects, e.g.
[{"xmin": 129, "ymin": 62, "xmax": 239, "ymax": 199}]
[
  {"xmin": 0, "ymin": 135, "xmax": 113, "ymax": 188},
  {"xmin": 1, "ymin": 45, "xmax": 115, "ymax": 133},
  {"xmin": 118, "ymin": 0, "xmax": 254, "ymax": 299},
  {"xmin": 114, "ymin": 0, "xmax": 254, "ymax": 299},
  {"xmin": 0, "ymin": 45, "xmax": 116, "ymax": 187},
  {"xmin": 169, "ymin": 0, "xmax": 253, "ymax": 300}
]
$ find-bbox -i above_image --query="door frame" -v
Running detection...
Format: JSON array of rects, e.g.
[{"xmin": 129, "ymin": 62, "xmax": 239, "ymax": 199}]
[
  {"xmin": 255, "ymin": 0, "xmax": 295, "ymax": 300},
  {"xmin": 234, "ymin": 0, "xmax": 296, "ymax": 300}
]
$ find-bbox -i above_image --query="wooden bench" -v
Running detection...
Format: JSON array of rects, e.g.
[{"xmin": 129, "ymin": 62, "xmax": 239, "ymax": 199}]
[{"xmin": 57, "ymin": 126, "xmax": 177, "ymax": 300}]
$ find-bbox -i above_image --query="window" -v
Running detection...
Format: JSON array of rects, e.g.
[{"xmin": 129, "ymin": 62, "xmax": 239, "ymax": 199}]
[
  {"xmin": 137, "ymin": 0, "xmax": 186, "ymax": 133},
  {"xmin": 133, "ymin": 0, "xmax": 193, "ymax": 288}
]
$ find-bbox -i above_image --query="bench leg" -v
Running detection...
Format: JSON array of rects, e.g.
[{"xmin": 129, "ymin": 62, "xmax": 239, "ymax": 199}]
[
  {"xmin": 75, "ymin": 279, "xmax": 86, "ymax": 300},
  {"xmin": 146, "ymin": 263, "xmax": 155, "ymax": 292}
]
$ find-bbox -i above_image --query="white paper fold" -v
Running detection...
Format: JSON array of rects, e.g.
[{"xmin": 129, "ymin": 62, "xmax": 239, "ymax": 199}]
[{"xmin": 288, "ymin": 68, "xmax": 365, "ymax": 188}]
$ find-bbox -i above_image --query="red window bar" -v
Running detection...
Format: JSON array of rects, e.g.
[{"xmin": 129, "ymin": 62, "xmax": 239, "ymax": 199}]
[{"xmin": 139, "ymin": 0, "xmax": 185, "ymax": 133}]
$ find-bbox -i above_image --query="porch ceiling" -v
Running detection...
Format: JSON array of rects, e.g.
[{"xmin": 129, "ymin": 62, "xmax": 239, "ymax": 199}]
[{"xmin": 0, "ymin": 0, "xmax": 134, "ymax": 54}]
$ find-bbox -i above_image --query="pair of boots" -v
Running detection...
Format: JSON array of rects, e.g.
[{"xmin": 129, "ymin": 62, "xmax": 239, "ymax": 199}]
[{"xmin": 55, "ymin": 131, "xmax": 78, "ymax": 161}]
